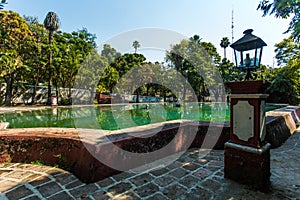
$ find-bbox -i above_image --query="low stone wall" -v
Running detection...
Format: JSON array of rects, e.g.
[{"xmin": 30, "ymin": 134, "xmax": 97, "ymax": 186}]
[
  {"xmin": 0, "ymin": 122, "xmax": 229, "ymax": 183},
  {"xmin": 266, "ymin": 106, "xmax": 300, "ymax": 148},
  {"xmin": 0, "ymin": 106, "xmax": 298, "ymax": 183}
]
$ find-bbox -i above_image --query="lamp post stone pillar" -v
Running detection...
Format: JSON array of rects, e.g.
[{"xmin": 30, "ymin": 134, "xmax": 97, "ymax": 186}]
[{"xmin": 225, "ymin": 80, "xmax": 270, "ymax": 191}]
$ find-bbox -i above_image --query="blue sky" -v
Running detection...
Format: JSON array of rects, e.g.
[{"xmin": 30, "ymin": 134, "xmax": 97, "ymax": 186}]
[{"xmin": 6, "ymin": 0, "xmax": 291, "ymax": 67}]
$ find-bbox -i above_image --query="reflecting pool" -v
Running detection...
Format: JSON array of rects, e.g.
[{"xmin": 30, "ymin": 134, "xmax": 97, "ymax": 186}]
[{"xmin": 0, "ymin": 103, "xmax": 281, "ymax": 130}]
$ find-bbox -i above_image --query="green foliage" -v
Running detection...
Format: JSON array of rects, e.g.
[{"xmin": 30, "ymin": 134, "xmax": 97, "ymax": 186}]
[
  {"xmin": 1, "ymin": 9, "xmax": 298, "ymax": 106},
  {"xmin": 0, "ymin": 10, "xmax": 34, "ymax": 105},
  {"xmin": 0, "ymin": 0, "xmax": 6, "ymax": 10},
  {"xmin": 166, "ymin": 35, "xmax": 224, "ymax": 101},
  {"xmin": 101, "ymin": 44, "xmax": 121, "ymax": 64},
  {"xmin": 266, "ymin": 36, "xmax": 300, "ymax": 105},
  {"xmin": 0, "ymin": 10, "xmax": 100, "ymax": 106},
  {"xmin": 258, "ymin": 0, "xmax": 300, "ymax": 41},
  {"xmin": 218, "ymin": 58, "xmax": 243, "ymax": 83},
  {"xmin": 275, "ymin": 36, "xmax": 300, "ymax": 66},
  {"xmin": 267, "ymin": 68, "xmax": 299, "ymax": 105},
  {"xmin": 31, "ymin": 160, "xmax": 45, "ymax": 166}
]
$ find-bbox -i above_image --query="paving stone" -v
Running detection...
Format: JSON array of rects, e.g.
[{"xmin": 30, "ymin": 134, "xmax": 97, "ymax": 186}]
[
  {"xmin": 200, "ymin": 178, "xmax": 222, "ymax": 191},
  {"xmin": 186, "ymin": 149, "xmax": 201, "ymax": 159},
  {"xmin": 182, "ymin": 162, "xmax": 200, "ymax": 171},
  {"xmin": 0, "ymin": 129, "xmax": 299, "ymax": 200},
  {"xmin": 48, "ymin": 191, "xmax": 74, "ymax": 200},
  {"xmin": 23, "ymin": 195, "xmax": 42, "ymax": 200},
  {"xmin": 154, "ymin": 174, "xmax": 177, "ymax": 187},
  {"xmin": 177, "ymin": 155, "xmax": 194, "ymax": 164},
  {"xmin": 0, "ymin": 169, "xmax": 13, "ymax": 176},
  {"xmin": 168, "ymin": 168, "xmax": 189, "ymax": 179},
  {"xmin": 192, "ymin": 168, "xmax": 213, "ymax": 180},
  {"xmin": 22, "ymin": 174, "xmax": 43, "ymax": 182},
  {"xmin": 92, "ymin": 190, "xmax": 111, "ymax": 200},
  {"xmin": 65, "ymin": 179, "xmax": 85, "ymax": 189},
  {"xmin": 112, "ymin": 171, "xmax": 136, "ymax": 182},
  {"xmin": 196, "ymin": 158, "xmax": 209, "ymax": 166},
  {"xmin": 69, "ymin": 184, "xmax": 99, "ymax": 198},
  {"xmin": 0, "ymin": 180, "xmax": 19, "ymax": 192},
  {"xmin": 133, "ymin": 183, "xmax": 159, "ymax": 198},
  {"xmin": 208, "ymin": 160, "xmax": 224, "ymax": 167},
  {"xmin": 24, "ymin": 165, "xmax": 53, "ymax": 172},
  {"xmin": 115, "ymin": 191, "xmax": 140, "ymax": 200},
  {"xmin": 5, "ymin": 185, "xmax": 33, "ymax": 200},
  {"xmin": 96, "ymin": 177, "xmax": 115, "ymax": 188},
  {"xmin": 165, "ymin": 161, "xmax": 182, "ymax": 170},
  {"xmin": 203, "ymin": 165, "xmax": 222, "ymax": 171},
  {"xmin": 107, "ymin": 182, "xmax": 132, "ymax": 195},
  {"xmin": 129, "ymin": 173, "xmax": 154, "ymax": 186},
  {"xmin": 36, "ymin": 181, "xmax": 64, "ymax": 198},
  {"xmin": 54, "ymin": 173, "xmax": 78, "ymax": 185},
  {"xmin": 4, "ymin": 170, "xmax": 34, "ymax": 180},
  {"xmin": 29, "ymin": 175, "xmax": 51, "ymax": 187},
  {"xmin": 45, "ymin": 168, "xmax": 68, "ymax": 177},
  {"xmin": 162, "ymin": 184, "xmax": 187, "ymax": 199},
  {"xmin": 187, "ymin": 185, "xmax": 213, "ymax": 199},
  {"xmin": 178, "ymin": 175, "xmax": 201, "ymax": 188},
  {"xmin": 144, "ymin": 193, "xmax": 167, "ymax": 200},
  {"xmin": 149, "ymin": 167, "xmax": 169, "ymax": 177}
]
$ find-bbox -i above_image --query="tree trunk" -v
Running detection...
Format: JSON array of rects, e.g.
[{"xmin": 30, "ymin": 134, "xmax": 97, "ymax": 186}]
[
  {"xmin": 5, "ymin": 74, "xmax": 14, "ymax": 106},
  {"xmin": 182, "ymin": 81, "xmax": 187, "ymax": 101},
  {"xmin": 46, "ymin": 31, "xmax": 53, "ymax": 105},
  {"xmin": 136, "ymin": 90, "xmax": 140, "ymax": 103},
  {"xmin": 32, "ymin": 82, "xmax": 37, "ymax": 104},
  {"xmin": 68, "ymin": 87, "xmax": 72, "ymax": 104}
]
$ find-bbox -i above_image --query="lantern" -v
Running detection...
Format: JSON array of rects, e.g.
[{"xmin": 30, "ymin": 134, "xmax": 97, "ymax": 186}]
[{"xmin": 231, "ymin": 29, "xmax": 267, "ymax": 80}]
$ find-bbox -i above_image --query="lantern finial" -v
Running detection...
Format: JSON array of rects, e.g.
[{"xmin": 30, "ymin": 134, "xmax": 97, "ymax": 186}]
[{"xmin": 243, "ymin": 29, "xmax": 253, "ymax": 35}]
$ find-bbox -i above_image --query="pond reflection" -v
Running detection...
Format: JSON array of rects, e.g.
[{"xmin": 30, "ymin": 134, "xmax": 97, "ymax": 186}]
[{"xmin": 0, "ymin": 103, "xmax": 230, "ymax": 130}]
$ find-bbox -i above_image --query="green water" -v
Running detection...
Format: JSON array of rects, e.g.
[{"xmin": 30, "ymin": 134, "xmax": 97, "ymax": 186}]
[{"xmin": 0, "ymin": 103, "xmax": 281, "ymax": 130}]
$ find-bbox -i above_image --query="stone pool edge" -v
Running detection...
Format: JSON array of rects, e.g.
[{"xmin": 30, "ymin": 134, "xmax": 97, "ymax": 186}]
[{"xmin": 0, "ymin": 106, "xmax": 298, "ymax": 183}]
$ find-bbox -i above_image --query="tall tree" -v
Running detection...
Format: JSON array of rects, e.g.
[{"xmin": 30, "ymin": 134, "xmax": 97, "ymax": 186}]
[
  {"xmin": 53, "ymin": 29, "xmax": 97, "ymax": 103},
  {"xmin": 258, "ymin": 0, "xmax": 300, "ymax": 41},
  {"xmin": 75, "ymin": 49, "xmax": 108, "ymax": 103},
  {"xmin": 43, "ymin": 11, "xmax": 60, "ymax": 105},
  {"xmin": 274, "ymin": 36, "xmax": 300, "ymax": 66},
  {"xmin": 220, "ymin": 37, "xmax": 230, "ymax": 58},
  {"xmin": 270, "ymin": 37, "xmax": 300, "ymax": 104},
  {"xmin": 24, "ymin": 15, "xmax": 48, "ymax": 104},
  {"xmin": 101, "ymin": 44, "xmax": 121, "ymax": 64},
  {"xmin": 0, "ymin": 10, "xmax": 33, "ymax": 106},
  {"xmin": 166, "ymin": 35, "xmax": 223, "ymax": 101},
  {"xmin": 132, "ymin": 40, "xmax": 140, "ymax": 53}
]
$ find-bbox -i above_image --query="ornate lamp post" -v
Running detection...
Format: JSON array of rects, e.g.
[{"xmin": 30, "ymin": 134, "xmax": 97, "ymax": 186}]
[
  {"xmin": 225, "ymin": 29, "xmax": 270, "ymax": 191},
  {"xmin": 231, "ymin": 29, "xmax": 267, "ymax": 80}
]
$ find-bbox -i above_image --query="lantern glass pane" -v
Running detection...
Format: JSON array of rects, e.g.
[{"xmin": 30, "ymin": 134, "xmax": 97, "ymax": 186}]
[{"xmin": 237, "ymin": 49, "xmax": 259, "ymax": 69}]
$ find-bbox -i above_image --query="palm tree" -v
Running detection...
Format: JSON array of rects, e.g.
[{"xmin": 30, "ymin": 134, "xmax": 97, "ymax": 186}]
[
  {"xmin": 132, "ymin": 40, "xmax": 140, "ymax": 53},
  {"xmin": 220, "ymin": 37, "xmax": 230, "ymax": 59},
  {"xmin": 44, "ymin": 11, "xmax": 60, "ymax": 105},
  {"xmin": 190, "ymin": 35, "xmax": 202, "ymax": 45}
]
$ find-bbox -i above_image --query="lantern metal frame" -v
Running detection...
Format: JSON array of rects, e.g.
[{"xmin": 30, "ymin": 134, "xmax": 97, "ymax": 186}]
[{"xmin": 230, "ymin": 29, "xmax": 267, "ymax": 80}]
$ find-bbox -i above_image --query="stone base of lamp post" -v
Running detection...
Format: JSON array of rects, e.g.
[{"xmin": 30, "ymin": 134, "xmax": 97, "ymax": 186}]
[{"xmin": 224, "ymin": 142, "xmax": 271, "ymax": 191}]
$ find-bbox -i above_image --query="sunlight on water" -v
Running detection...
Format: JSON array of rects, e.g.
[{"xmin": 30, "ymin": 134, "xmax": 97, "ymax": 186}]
[{"xmin": 0, "ymin": 102, "xmax": 280, "ymax": 130}]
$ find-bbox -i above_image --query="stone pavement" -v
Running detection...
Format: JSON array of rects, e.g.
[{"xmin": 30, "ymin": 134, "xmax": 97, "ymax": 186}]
[{"xmin": 0, "ymin": 128, "xmax": 299, "ymax": 200}]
